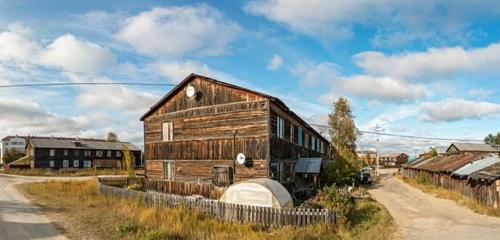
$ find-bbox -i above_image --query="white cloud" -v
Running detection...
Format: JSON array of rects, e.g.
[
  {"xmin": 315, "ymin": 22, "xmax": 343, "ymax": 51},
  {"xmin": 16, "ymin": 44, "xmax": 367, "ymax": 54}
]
[
  {"xmin": 354, "ymin": 43, "xmax": 500, "ymax": 81},
  {"xmin": 116, "ymin": 4, "xmax": 241, "ymax": 57},
  {"xmin": 292, "ymin": 61, "xmax": 339, "ymax": 86},
  {"xmin": 419, "ymin": 98, "xmax": 500, "ymax": 122},
  {"xmin": 39, "ymin": 34, "xmax": 117, "ymax": 73},
  {"xmin": 243, "ymin": 0, "xmax": 500, "ymax": 44},
  {"xmin": 468, "ymin": 88, "xmax": 495, "ymax": 99},
  {"xmin": 153, "ymin": 60, "xmax": 212, "ymax": 83},
  {"xmin": 0, "ymin": 25, "xmax": 116, "ymax": 73},
  {"xmin": 342, "ymin": 75, "xmax": 426, "ymax": 102},
  {"xmin": 267, "ymin": 54, "xmax": 283, "ymax": 70},
  {"xmin": 0, "ymin": 98, "xmax": 91, "ymax": 136}
]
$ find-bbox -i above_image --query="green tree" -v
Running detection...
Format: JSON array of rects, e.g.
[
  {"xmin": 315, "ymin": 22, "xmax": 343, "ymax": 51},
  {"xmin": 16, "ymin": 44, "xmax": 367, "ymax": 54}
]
[
  {"xmin": 2, "ymin": 149, "xmax": 24, "ymax": 164},
  {"xmin": 484, "ymin": 133, "xmax": 500, "ymax": 145},
  {"xmin": 322, "ymin": 97, "xmax": 360, "ymax": 186},
  {"xmin": 122, "ymin": 146, "xmax": 135, "ymax": 177},
  {"xmin": 106, "ymin": 132, "xmax": 119, "ymax": 142},
  {"xmin": 430, "ymin": 148, "xmax": 438, "ymax": 157}
]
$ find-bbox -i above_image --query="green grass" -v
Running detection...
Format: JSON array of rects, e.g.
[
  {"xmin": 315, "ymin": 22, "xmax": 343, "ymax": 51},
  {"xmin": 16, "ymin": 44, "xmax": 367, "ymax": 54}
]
[{"xmin": 18, "ymin": 180, "xmax": 397, "ymax": 240}]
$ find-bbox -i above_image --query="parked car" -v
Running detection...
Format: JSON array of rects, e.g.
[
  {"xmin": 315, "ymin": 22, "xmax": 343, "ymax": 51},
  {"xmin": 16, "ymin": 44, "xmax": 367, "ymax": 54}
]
[{"xmin": 360, "ymin": 167, "xmax": 372, "ymax": 185}]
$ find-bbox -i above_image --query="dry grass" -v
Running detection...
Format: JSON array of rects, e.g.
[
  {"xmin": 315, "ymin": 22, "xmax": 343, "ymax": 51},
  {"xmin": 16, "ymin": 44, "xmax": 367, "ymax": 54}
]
[
  {"xmin": 18, "ymin": 180, "xmax": 396, "ymax": 240},
  {"xmin": 3, "ymin": 168, "xmax": 128, "ymax": 177},
  {"xmin": 397, "ymin": 173, "xmax": 500, "ymax": 217}
]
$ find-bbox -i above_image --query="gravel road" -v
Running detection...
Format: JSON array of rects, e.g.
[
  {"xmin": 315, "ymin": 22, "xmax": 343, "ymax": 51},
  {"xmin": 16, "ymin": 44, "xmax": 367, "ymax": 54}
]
[
  {"xmin": 0, "ymin": 174, "xmax": 92, "ymax": 240},
  {"xmin": 369, "ymin": 169, "xmax": 500, "ymax": 240}
]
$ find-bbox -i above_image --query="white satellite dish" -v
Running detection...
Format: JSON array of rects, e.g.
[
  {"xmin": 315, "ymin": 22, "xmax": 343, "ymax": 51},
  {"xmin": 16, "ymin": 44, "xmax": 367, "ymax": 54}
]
[
  {"xmin": 186, "ymin": 85, "xmax": 196, "ymax": 98},
  {"xmin": 236, "ymin": 153, "xmax": 246, "ymax": 165}
]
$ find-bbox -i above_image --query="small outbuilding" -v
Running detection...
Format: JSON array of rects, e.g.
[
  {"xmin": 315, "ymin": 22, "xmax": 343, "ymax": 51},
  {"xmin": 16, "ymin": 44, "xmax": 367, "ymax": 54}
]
[{"xmin": 219, "ymin": 178, "xmax": 293, "ymax": 208}]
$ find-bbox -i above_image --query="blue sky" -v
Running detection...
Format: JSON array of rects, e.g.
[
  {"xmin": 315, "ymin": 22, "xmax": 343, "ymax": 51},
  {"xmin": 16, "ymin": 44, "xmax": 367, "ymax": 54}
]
[{"xmin": 0, "ymin": 0, "xmax": 499, "ymax": 155}]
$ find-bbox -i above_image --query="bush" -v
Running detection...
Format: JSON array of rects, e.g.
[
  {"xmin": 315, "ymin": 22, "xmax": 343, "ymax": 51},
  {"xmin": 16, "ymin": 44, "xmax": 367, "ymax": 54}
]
[
  {"xmin": 416, "ymin": 173, "xmax": 432, "ymax": 185},
  {"xmin": 117, "ymin": 219, "xmax": 140, "ymax": 235},
  {"xmin": 301, "ymin": 184, "xmax": 352, "ymax": 225}
]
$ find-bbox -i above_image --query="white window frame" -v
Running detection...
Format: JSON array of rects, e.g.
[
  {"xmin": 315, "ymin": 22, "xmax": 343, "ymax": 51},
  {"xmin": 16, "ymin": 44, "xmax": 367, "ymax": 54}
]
[
  {"xmin": 73, "ymin": 160, "xmax": 79, "ymax": 168},
  {"xmin": 74, "ymin": 150, "xmax": 79, "ymax": 156},
  {"xmin": 83, "ymin": 160, "xmax": 91, "ymax": 168},
  {"xmin": 106, "ymin": 161, "xmax": 112, "ymax": 168},
  {"xmin": 63, "ymin": 149, "xmax": 68, "ymax": 156},
  {"xmin": 162, "ymin": 122, "xmax": 174, "ymax": 142},
  {"xmin": 290, "ymin": 124, "xmax": 294, "ymax": 143},
  {"xmin": 49, "ymin": 149, "xmax": 55, "ymax": 156},
  {"xmin": 311, "ymin": 136, "xmax": 316, "ymax": 150},
  {"xmin": 63, "ymin": 160, "xmax": 69, "ymax": 168},
  {"xmin": 163, "ymin": 161, "xmax": 174, "ymax": 181},
  {"xmin": 107, "ymin": 151, "xmax": 112, "ymax": 158},
  {"xmin": 116, "ymin": 151, "xmax": 122, "ymax": 158},
  {"xmin": 96, "ymin": 161, "xmax": 102, "ymax": 168},
  {"xmin": 49, "ymin": 160, "xmax": 55, "ymax": 168},
  {"xmin": 96, "ymin": 150, "xmax": 103, "ymax": 157}
]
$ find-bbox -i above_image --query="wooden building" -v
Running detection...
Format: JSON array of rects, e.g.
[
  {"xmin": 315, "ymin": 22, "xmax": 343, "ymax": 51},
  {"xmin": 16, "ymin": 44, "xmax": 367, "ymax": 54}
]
[
  {"xmin": 141, "ymin": 74, "xmax": 329, "ymax": 190},
  {"xmin": 379, "ymin": 153, "xmax": 409, "ymax": 168},
  {"xmin": 26, "ymin": 138, "xmax": 142, "ymax": 169}
]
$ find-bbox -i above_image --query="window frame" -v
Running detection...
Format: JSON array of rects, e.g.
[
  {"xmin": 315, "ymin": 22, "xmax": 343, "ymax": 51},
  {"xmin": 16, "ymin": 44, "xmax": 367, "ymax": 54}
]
[
  {"xmin": 107, "ymin": 151, "xmax": 112, "ymax": 158},
  {"xmin": 162, "ymin": 121, "xmax": 174, "ymax": 142},
  {"xmin": 163, "ymin": 161, "xmax": 174, "ymax": 181},
  {"xmin": 49, "ymin": 149, "xmax": 55, "ymax": 156},
  {"xmin": 49, "ymin": 160, "xmax": 55, "ymax": 168},
  {"xmin": 116, "ymin": 151, "xmax": 122, "ymax": 158},
  {"xmin": 73, "ymin": 160, "xmax": 79, "ymax": 168},
  {"xmin": 63, "ymin": 160, "xmax": 69, "ymax": 168},
  {"xmin": 83, "ymin": 160, "xmax": 91, "ymax": 168}
]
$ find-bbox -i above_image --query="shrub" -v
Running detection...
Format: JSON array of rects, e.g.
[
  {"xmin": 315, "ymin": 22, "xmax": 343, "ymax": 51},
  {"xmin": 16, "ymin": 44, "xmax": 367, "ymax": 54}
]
[
  {"xmin": 301, "ymin": 184, "xmax": 352, "ymax": 225},
  {"xmin": 117, "ymin": 219, "xmax": 140, "ymax": 235}
]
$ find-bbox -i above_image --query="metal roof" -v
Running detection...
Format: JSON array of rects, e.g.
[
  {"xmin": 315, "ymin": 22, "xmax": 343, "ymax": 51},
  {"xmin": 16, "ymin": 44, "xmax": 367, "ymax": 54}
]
[
  {"xmin": 447, "ymin": 142, "xmax": 500, "ymax": 153},
  {"xmin": 418, "ymin": 152, "xmax": 488, "ymax": 173},
  {"xmin": 29, "ymin": 138, "xmax": 141, "ymax": 151},
  {"xmin": 295, "ymin": 158, "xmax": 322, "ymax": 173},
  {"xmin": 468, "ymin": 162, "xmax": 500, "ymax": 181},
  {"xmin": 452, "ymin": 155, "xmax": 500, "ymax": 177}
]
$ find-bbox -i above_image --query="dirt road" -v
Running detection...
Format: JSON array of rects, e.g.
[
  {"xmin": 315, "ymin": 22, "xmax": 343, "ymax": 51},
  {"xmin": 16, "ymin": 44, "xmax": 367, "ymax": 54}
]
[
  {"xmin": 0, "ymin": 174, "xmax": 91, "ymax": 240},
  {"xmin": 369, "ymin": 169, "xmax": 500, "ymax": 240}
]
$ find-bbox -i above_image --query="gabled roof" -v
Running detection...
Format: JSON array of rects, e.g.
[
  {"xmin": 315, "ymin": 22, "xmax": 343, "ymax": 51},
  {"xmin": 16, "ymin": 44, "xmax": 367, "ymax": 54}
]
[
  {"xmin": 418, "ymin": 152, "xmax": 488, "ymax": 173},
  {"xmin": 8, "ymin": 156, "xmax": 30, "ymax": 166},
  {"xmin": 140, "ymin": 73, "xmax": 329, "ymax": 143},
  {"xmin": 446, "ymin": 142, "xmax": 500, "ymax": 153},
  {"xmin": 29, "ymin": 138, "xmax": 141, "ymax": 151},
  {"xmin": 452, "ymin": 155, "xmax": 500, "ymax": 177},
  {"xmin": 380, "ymin": 153, "xmax": 408, "ymax": 158}
]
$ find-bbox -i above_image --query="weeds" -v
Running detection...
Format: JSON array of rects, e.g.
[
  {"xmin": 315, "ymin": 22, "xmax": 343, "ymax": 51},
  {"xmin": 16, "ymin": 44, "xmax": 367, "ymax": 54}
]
[{"xmin": 18, "ymin": 180, "xmax": 395, "ymax": 240}]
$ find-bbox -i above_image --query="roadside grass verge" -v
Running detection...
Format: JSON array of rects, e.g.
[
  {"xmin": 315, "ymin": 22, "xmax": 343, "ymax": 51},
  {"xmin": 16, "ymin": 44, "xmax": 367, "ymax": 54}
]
[
  {"xmin": 397, "ymin": 173, "xmax": 500, "ymax": 217},
  {"xmin": 3, "ymin": 168, "xmax": 130, "ymax": 177},
  {"xmin": 18, "ymin": 180, "xmax": 396, "ymax": 240}
]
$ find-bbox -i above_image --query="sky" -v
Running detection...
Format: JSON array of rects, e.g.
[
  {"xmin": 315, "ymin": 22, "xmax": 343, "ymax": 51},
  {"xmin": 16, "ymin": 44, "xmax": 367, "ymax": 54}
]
[{"xmin": 0, "ymin": 0, "xmax": 499, "ymax": 156}]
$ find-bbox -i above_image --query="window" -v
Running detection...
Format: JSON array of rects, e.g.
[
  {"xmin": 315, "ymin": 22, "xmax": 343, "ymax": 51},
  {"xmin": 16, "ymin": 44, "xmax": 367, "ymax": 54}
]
[
  {"xmin": 63, "ymin": 150, "xmax": 68, "ymax": 156},
  {"xmin": 298, "ymin": 127, "xmax": 303, "ymax": 146},
  {"xmin": 107, "ymin": 151, "xmax": 111, "ymax": 158},
  {"xmin": 74, "ymin": 150, "xmax": 79, "ymax": 156},
  {"xmin": 276, "ymin": 116, "xmax": 285, "ymax": 139},
  {"xmin": 96, "ymin": 150, "xmax": 103, "ymax": 157},
  {"xmin": 106, "ymin": 161, "xmax": 112, "ymax": 168},
  {"xmin": 162, "ymin": 122, "xmax": 174, "ymax": 141},
  {"xmin": 84, "ymin": 150, "xmax": 91, "ymax": 157},
  {"xmin": 84, "ymin": 160, "xmax": 91, "ymax": 168},
  {"xmin": 290, "ymin": 125, "xmax": 294, "ymax": 143},
  {"xmin": 163, "ymin": 161, "xmax": 174, "ymax": 180},
  {"xmin": 73, "ymin": 160, "xmax": 79, "ymax": 168},
  {"xmin": 116, "ymin": 151, "xmax": 122, "ymax": 158},
  {"xmin": 96, "ymin": 161, "xmax": 102, "ymax": 168},
  {"xmin": 63, "ymin": 160, "xmax": 69, "ymax": 168},
  {"xmin": 311, "ymin": 136, "xmax": 316, "ymax": 150},
  {"xmin": 49, "ymin": 160, "xmax": 55, "ymax": 168},
  {"xmin": 269, "ymin": 162, "xmax": 282, "ymax": 182},
  {"xmin": 49, "ymin": 149, "xmax": 55, "ymax": 156}
]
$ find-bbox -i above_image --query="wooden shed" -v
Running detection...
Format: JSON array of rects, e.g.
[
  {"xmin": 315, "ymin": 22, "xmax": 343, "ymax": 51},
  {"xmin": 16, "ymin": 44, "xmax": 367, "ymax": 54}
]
[{"xmin": 140, "ymin": 74, "xmax": 330, "ymax": 191}]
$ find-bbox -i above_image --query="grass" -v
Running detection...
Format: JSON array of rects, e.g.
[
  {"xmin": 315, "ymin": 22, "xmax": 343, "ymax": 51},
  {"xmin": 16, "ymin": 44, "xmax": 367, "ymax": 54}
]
[
  {"xmin": 397, "ymin": 173, "xmax": 500, "ymax": 217},
  {"xmin": 2, "ymin": 168, "xmax": 131, "ymax": 177},
  {"xmin": 18, "ymin": 180, "xmax": 397, "ymax": 240}
]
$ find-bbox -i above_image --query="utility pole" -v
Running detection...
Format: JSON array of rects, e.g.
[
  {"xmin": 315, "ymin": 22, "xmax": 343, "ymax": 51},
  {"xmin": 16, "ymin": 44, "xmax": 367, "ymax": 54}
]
[{"xmin": 374, "ymin": 124, "xmax": 383, "ymax": 176}]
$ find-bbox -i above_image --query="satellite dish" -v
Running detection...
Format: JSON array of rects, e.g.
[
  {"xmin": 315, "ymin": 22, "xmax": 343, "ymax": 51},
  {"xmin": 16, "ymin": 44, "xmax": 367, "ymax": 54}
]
[
  {"xmin": 236, "ymin": 153, "xmax": 246, "ymax": 165},
  {"xmin": 186, "ymin": 85, "xmax": 196, "ymax": 98}
]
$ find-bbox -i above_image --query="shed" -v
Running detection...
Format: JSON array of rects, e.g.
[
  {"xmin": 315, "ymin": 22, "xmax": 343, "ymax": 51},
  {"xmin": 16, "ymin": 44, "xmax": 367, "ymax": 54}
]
[
  {"xmin": 295, "ymin": 158, "xmax": 322, "ymax": 173},
  {"xmin": 452, "ymin": 155, "xmax": 500, "ymax": 177},
  {"xmin": 469, "ymin": 161, "xmax": 500, "ymax": 181},
  {"xmin": 219, "ymin": 178, "xmax": 293, "ymax": 208}
]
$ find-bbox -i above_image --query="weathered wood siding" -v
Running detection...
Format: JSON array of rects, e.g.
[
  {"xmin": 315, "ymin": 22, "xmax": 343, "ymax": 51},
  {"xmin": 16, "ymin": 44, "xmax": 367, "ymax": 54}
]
[
  {"xmin": 149, "ymin": 77, "xmax": 266, "ymax": 116},
  {"xmin": 143, "ymin": 77, "xmax": 270, "ymax": 182}
]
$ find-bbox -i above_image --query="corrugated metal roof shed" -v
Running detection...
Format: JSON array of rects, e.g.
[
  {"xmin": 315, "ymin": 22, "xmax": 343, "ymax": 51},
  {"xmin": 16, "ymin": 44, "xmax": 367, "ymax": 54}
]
[
  {"xmin": 295, "ymin": 158, "xmax": 322, "ymax": 173},
  {"xmin": 419, "ymin": 152, "xmax": 488, "ymax": 173},
  {"xmin": 30, "ymin": 138, "xmax": 141, "ymax": 151},
  {"xmin": 410, "ymin": 156, "xmax": 439, "ymax": 169},
  {"xmin": 468, "ymin": 162, "xmax": 500, "ymax": 181},
  {"xmin": 452, "ymin": 155, "xmax": 500, "ymax": 177}
]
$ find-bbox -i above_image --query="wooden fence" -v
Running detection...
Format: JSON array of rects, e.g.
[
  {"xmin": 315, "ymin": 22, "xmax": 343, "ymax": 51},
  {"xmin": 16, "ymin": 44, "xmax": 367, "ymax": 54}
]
[
  {"xmin": 145, "ymin": 179, "xmax": 224, "ymax": 199},
  {"xmin": 98, "ymin": 183, "xmax": 338, "ymax": 228},
  {"xmin": 400, "ymin": 168, "xmax": 500, "ymax": 208}
]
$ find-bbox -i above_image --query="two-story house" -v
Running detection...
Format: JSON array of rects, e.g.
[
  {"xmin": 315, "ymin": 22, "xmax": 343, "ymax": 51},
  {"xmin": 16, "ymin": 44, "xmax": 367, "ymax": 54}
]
[
  {"xmin": 141, "ymin": 74, "xmax": 330, "ymax": 190},
  {"xmin": 26, "ymin": 138, "xmax": 142, "ymax": 169}
]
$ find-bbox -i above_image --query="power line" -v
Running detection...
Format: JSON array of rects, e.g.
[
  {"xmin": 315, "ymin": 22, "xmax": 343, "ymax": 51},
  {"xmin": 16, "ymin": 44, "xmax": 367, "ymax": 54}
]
[
  {"xmin": 0, "ymin": 82, "xmax": 176, "ymax": 88},
  {"xmin": 309, "ymin": 123, "xmax": 484, "ymax": 142}
]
